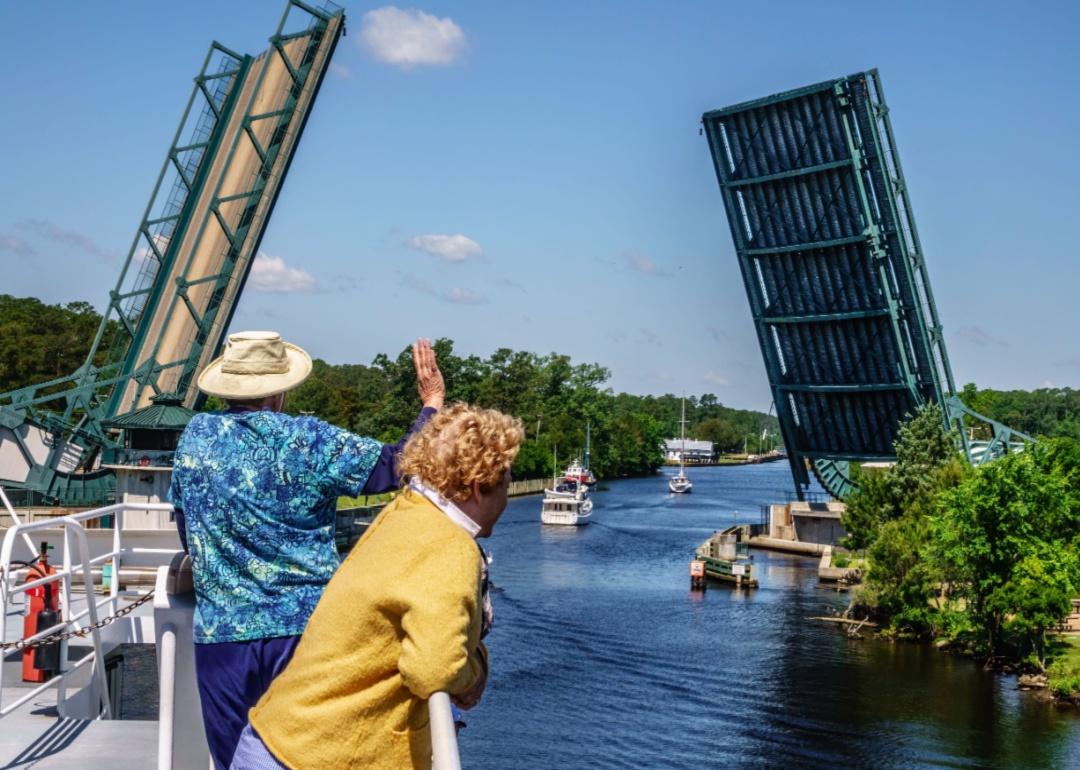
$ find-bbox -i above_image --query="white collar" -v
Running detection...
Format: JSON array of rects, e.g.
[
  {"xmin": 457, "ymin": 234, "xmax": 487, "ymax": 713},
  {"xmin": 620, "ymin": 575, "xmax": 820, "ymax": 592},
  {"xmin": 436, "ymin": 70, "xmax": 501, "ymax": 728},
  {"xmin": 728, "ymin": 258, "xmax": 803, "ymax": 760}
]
[{"xmin": 408, "ymin": 479, "xmax": 482, "ymax": 538}]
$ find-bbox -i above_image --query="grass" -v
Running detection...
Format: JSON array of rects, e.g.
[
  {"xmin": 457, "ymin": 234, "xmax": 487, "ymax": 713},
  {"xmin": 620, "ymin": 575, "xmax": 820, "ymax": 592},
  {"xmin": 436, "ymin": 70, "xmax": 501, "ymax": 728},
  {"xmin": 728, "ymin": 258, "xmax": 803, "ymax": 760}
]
[
  {"xmin": 1046, "ymin": 636, "xmax": 1080, "ymax": 697},
  {"xmin": 829, "ymin": 551, "xmax": 866, "ymax": 571},
  {"xmin": 337, "ymin": 491, "xmax": 397, "ymax": 511}
]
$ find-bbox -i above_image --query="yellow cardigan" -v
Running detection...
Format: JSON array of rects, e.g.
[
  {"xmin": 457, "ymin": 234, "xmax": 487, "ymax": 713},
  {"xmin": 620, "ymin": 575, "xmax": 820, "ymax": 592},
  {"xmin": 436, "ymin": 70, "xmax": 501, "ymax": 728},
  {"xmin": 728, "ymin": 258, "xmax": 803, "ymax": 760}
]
[{"xmin": 250, "ymin": 488, "xmax": 486, "ymax": 770}]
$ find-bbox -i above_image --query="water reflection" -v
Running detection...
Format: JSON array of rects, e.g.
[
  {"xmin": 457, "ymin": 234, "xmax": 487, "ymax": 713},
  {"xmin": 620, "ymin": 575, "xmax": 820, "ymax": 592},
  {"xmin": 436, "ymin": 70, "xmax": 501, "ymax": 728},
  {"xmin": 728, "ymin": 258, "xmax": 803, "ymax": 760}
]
[{"xmin": 465, "ymin": 463, "xmax": 1080, "ymax": 769}]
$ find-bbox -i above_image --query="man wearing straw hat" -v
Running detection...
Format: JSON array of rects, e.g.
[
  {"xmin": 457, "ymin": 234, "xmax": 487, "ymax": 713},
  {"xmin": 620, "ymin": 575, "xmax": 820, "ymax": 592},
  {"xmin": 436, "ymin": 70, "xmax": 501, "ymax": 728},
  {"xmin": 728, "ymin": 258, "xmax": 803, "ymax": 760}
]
[{"xmin": 169, "ymin": 331, "xmax": 445, "ymax": 770}]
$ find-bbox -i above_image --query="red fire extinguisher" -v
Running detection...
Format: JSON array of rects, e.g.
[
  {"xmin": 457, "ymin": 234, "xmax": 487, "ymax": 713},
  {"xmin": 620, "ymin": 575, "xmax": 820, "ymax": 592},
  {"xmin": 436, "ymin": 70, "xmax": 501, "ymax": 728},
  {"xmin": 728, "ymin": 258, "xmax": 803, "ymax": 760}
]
[{"xmin": 22, "ymin": 541, "xmax": 61, "ymax": 683}]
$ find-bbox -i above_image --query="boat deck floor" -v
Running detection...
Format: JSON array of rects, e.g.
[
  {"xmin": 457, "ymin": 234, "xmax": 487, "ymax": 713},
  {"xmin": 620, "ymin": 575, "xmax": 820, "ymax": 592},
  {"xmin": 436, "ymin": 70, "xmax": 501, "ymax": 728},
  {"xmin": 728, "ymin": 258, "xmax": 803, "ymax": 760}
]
[
  {"xmin": 0, "ymin": 705, "xmax": 157, "ymax": 769},
  {"xmin": 1, "ymin": 600, "xmax": 161, "ymax": 769}
]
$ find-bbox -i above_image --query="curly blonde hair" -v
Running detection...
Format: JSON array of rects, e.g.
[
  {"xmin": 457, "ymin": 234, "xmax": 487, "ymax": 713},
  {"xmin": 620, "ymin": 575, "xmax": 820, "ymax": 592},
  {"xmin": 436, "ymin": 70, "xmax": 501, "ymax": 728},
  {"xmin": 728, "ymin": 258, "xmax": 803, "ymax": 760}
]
[{"xmin": 399, "ymin": 403, "xmax": 525, "ymax": 502}]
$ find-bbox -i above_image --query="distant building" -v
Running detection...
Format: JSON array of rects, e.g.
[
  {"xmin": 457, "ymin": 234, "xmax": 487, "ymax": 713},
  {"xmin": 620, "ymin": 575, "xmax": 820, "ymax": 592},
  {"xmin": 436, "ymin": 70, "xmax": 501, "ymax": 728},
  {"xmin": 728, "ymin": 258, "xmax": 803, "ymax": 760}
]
[{"xmin": 664, "ymin": 439, "xmax": 714, "ymax": 463}]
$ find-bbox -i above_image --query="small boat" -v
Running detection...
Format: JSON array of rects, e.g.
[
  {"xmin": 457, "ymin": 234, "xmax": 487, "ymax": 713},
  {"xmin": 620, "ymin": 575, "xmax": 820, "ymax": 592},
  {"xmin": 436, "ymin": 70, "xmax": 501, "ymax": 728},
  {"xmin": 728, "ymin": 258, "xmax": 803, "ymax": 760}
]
[
  {"xmin": 541, "ymin": 484, "xmax": 593, "ymax": 525},
  {"xmin": 561, "ymin": 457, "xmax": 596, "ymax": 488},
  {"xmin": 547, "ymin": 481, "xmax": 584, "ymax": 498},
  {"xmin": 561, "ymin": 423, "xmax": 597, "ymax": 487},
  {"xmin": 692, "ymin": 526, "xmax": 757, "ymax": 587},
  {"xmin": 542, "ymin": 445, "xmax": 592, "ymax": 526},
  {"xmin": 669, "ymin": 398, "xmax": 693, "ymax": 494},
  {"xmin": 669, "ymin": 470, "xmax": 692, "ymax": 494}
]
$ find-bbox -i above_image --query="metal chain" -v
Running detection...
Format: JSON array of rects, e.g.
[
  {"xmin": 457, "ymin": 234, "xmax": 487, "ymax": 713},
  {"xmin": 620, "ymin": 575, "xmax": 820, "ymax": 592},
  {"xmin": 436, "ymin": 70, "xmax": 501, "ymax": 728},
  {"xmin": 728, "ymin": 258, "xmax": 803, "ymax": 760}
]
[{"xmin": 0, "ymin": 590, "xmax": 156, "ymax": 651}]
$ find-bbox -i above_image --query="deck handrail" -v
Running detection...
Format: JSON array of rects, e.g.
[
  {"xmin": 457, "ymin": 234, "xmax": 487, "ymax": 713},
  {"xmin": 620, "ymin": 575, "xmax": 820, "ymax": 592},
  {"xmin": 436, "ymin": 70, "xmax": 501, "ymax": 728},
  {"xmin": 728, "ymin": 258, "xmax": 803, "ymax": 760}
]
[
  {"xmin": 0, "ymin": 499, "xmax": 176, "ymax": 720},
  {"xmin": 430, "ymin": 691, "xmax": 463, "ymax": 770},
  {"xmin": 3, "ymin": 497, "xmax": 463, "ymax": 768},
  {"xmin": 157, "ymin": 620, "xmax": 178, "ymax": 770}
]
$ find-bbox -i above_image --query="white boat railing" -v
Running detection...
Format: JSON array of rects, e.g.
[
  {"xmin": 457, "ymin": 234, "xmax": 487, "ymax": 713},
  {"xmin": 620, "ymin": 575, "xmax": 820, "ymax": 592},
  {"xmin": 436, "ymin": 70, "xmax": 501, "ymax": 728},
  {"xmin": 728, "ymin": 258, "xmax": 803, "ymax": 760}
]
[
  {"xmin": 0, "ymin": 500, "xmax": 177, "ymax": 721},
  {"xmin": 430, "ymin": 691, "xmax": 463, "ymax": 770},
  {"xmin": 2, "ymin": 498, "xmax": 463, "ymax": 769},
  {"xmin": 157, "ymin": 618, "xmax": 179, "ymax": 770}
]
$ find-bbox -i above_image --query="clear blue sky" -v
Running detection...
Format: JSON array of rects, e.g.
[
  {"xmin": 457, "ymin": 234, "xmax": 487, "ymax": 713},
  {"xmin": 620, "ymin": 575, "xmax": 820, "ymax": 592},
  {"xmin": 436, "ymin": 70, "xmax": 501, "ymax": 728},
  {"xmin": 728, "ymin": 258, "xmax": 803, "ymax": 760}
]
[{"xmin": 1, "ymin": 1, "xmax": 1077, "ymax": 411}]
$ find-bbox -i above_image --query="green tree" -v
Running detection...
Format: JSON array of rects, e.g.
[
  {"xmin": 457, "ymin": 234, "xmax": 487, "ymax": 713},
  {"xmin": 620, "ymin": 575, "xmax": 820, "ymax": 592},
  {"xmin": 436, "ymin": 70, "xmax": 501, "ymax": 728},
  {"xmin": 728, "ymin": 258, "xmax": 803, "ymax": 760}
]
[
  {"xmin": 697, "ymin": 417, "xmax": 741, "ymax": 453},
  {"xmin": 988, "ymin": 545, "xmax": 1077, "ymax": 667},
  {"xmin": 935, "ymin": 443, "xmax": 1080, "ymax": 661},
  {"xmin": 0, "ymin": 295, "xmax": 121, "ymax": 397},
  {"xmin": 842, "ymin": 404, "xmax": 958, "ymax": 552}
]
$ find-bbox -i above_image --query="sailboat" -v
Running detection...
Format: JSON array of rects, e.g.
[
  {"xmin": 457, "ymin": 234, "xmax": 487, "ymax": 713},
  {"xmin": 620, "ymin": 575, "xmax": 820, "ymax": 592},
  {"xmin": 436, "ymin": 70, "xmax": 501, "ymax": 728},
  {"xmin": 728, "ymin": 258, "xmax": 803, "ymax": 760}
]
[{"xmin": 669, "ymin": 398, "xmax": 693, "ymax": 494}]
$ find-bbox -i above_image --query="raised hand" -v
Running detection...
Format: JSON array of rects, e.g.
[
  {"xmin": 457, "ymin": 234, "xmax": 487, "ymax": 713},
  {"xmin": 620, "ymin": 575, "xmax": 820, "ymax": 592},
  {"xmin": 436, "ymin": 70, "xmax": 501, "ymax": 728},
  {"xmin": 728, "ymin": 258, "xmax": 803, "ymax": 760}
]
[{"xmin": 412, "ymin": 338, "xmax": 445, "ymax": 411}]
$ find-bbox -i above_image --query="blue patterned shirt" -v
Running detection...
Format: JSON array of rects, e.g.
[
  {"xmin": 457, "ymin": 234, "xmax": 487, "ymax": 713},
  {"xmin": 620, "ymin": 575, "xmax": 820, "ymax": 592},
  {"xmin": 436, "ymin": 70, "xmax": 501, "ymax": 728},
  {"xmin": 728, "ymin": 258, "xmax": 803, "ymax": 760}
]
[{"xmin": 169, "ymin": 410, "xmax": 381, "ymax": 643}]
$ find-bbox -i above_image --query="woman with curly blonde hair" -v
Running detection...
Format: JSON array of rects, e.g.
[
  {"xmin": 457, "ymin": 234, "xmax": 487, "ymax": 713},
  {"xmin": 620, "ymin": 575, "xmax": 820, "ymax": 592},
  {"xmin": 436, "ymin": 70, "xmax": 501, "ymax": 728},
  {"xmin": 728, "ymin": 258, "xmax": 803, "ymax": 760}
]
[{"xmin": 231, "ymin": 404, "xmax": 524, "ymax": 770}]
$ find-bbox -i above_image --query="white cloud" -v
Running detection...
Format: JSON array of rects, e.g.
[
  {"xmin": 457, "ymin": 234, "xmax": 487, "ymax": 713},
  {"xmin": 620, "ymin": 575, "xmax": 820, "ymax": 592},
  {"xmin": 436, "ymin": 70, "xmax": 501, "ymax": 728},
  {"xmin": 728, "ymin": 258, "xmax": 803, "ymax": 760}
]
[
  {"xmin": 623, "ymin": 250, "xmax": 667, "ymax": 276},
  {"xmin": 134, "ymin": 232, "xmax": 170, "ymax": 266},
  {"xmin": 637, "ymin": 328, "xmax": 662, "ymax": 346},
  {"xmin": 0, "ymin": 234, "xmax": 36, "ymax": 257},
  {"xmin": 957, "ymin": 325, "xmax": 1007, "ymax": 348},
  {"xmin": 407, "ymin": 233, "xmax": 483, "ymax": 263},
  {"xmin": 496, "ymin": 277, "xmax": 527, "ymax": 293},
  {"xmin": 19, "ymin": 219, "xmax": 114, "ymax": 262},
  {"xmin": 398, "ymin": 271, "xmax": 485, "ymax": 304},
  {"xmin": 328, "ymin": 61, "xmax": 353, "ymax": 79},
  {"xmin": 249, "ymin": 252, "xmax": 317, "ymax": 293},
  {"xmin": 360, "ymin": 7, "xmax": 467, "ymax": 69},
  {"xmin": 398, "ymin": 271, "xmax": 435, "ymax": 295},
  {"xmin": 703, "ymin": 372, "xmax": 729, "ymax": 386},
  {"xmin": 706, "ymin": 326, "xmax": 729, "ymax": 344},
  {"xmin": 443, "ymin": 287, "xmax": 485, "ymax": 305}
]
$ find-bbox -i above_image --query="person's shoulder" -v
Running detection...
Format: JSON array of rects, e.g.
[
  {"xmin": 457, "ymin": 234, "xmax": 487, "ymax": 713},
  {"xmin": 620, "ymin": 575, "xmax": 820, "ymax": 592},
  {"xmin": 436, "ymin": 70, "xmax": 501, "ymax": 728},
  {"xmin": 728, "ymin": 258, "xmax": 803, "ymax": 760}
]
[
  {"xmin": 280, "ymin": 413, "xmax": 341, "ymax": 436},
  {"xmin": 177, "ymin": 411, "xmax": 219, "ymax": 442},
  {"xmin": 247, "ymin": 410, "xmax": 325, "ymax": 436},
  {"xmin": 298, "ymin": 417, "xmax": 381, "ymax": 452},
  {"xmin": 185, "ymin": 411, "xmax": 217, "ymax": 427},
  {"xmin": 390, "ymin": 492, "xmax": 477, "ymax": 546}
]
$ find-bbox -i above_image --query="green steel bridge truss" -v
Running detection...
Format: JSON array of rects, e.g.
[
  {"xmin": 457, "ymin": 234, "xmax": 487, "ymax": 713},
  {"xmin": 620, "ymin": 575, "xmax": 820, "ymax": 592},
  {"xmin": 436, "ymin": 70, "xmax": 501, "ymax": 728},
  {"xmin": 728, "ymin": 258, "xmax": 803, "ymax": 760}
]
[
  {"xmin": 0, "ymin": 1, "xmax": 345, "ymax": 506},
  {"xmin": 702, "ymin": 70, "xmax": 1030, "ymax": 499}
]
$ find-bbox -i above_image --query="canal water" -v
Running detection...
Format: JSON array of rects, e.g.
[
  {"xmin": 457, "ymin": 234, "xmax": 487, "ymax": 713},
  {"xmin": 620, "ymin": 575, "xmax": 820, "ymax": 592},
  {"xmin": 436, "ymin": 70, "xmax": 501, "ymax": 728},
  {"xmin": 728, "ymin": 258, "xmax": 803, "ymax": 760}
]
[{"xmin": 464, "ymin": 462, "xmax": 1080, "ymax": 769}]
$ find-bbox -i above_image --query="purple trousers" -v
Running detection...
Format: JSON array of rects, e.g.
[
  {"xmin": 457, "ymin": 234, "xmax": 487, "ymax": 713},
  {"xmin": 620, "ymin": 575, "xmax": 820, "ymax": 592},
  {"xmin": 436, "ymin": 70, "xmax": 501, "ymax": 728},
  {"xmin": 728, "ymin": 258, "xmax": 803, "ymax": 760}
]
[{"xmin": 194, "ymin": 636, "xmax": 301, "ymax": 770}]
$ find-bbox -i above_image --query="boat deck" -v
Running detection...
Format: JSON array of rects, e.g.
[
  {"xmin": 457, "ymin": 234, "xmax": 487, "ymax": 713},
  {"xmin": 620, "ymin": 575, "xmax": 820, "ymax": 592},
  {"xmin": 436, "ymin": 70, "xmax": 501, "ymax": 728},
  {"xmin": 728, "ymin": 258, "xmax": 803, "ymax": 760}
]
[
  {"xmin": 2, "ymin": 595, "xmax": 162, "ymax": 770},
  {"xmin": 0, "ymin": 706, "xmax": 156, "ymax": 770}
]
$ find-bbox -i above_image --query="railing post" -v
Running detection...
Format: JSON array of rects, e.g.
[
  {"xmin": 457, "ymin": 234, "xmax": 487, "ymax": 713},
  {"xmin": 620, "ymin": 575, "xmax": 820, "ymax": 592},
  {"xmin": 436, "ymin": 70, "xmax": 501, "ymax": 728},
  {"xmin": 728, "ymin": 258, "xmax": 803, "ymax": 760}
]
[
  {"xmin": 0, "ymin": 487, "xmax": 37, "ymax": 556},
  {"xmin": 66, "ymin": 522, "xmax": 113, "ymax": 719},
  {"xmin": 429, "ymin": 692, "xmax": 462, "ymax": 770},
  {"xmin": 58, "ymin": 526, "xmax": 74, "ymax": 709},
  {"xmin": 157, "ymin": 622, "xmax": 177, "ymax": 770},
  {"xmin": 0, "ymin": 527, "xmax": 11, "ymax": 713},
  {"xmin": 154, "ymin": 558, "xmax": 209, "ymax": 770},
  {"xmin": 111, "ymin": 507, "xmax": 124, "ymax": 615}
]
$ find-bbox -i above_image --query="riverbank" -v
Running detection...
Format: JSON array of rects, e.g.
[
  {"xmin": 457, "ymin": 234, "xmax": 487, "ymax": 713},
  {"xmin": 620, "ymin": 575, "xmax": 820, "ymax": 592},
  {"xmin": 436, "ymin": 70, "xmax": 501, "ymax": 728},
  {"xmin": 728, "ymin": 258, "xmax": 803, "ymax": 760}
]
[
  {"xmin": 840, "ymin": 598, "xmax": 1080, "ymax": 708},
  {"xmin": 337, "ymin": 477, "xmax": 552, "ymax": 512},
  {"xmin": 469, "ymin": 462, "xmax": 1080, "ymax": 767},
  {"xmin": 1048, "ymin": 636, "xmax": 1080, "ymax": 703}
]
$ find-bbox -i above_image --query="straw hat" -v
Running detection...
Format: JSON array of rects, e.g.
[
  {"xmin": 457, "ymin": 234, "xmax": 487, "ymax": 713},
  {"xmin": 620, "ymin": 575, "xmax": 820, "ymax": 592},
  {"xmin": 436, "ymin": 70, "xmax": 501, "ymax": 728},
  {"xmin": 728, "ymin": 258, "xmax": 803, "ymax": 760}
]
[{"xmin": 197, "ymin": 331, "xmax": 312, "ymax": 400}]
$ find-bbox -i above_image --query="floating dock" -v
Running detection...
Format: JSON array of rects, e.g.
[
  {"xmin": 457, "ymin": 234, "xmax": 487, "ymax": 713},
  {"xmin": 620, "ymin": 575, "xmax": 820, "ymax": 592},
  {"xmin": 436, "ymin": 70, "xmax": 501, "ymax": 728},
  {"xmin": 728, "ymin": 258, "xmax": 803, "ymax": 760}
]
[{"xmin": 693, "ymin": 525, "xmax": 758, "ymax": 587}]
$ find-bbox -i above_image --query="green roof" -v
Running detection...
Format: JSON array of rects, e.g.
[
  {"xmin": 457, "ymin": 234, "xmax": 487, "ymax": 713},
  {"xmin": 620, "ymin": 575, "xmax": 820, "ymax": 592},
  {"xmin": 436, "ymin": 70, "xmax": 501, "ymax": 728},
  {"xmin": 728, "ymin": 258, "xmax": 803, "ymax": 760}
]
[{"xmin": 105, "ymin": 393, "xmax": 196, "ymax": 431}]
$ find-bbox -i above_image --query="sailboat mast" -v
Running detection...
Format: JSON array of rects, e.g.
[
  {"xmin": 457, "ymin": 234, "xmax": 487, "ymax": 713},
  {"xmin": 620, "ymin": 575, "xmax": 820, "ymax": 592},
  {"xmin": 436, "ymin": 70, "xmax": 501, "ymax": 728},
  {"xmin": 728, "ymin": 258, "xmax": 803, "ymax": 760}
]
[
  {"xmin": 680, "ymin": 398, "xmax": 687, "ymax": 472},
  {"xmin": 585, "ymin": 421, "xmax": 591, "ymax": 470}
]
